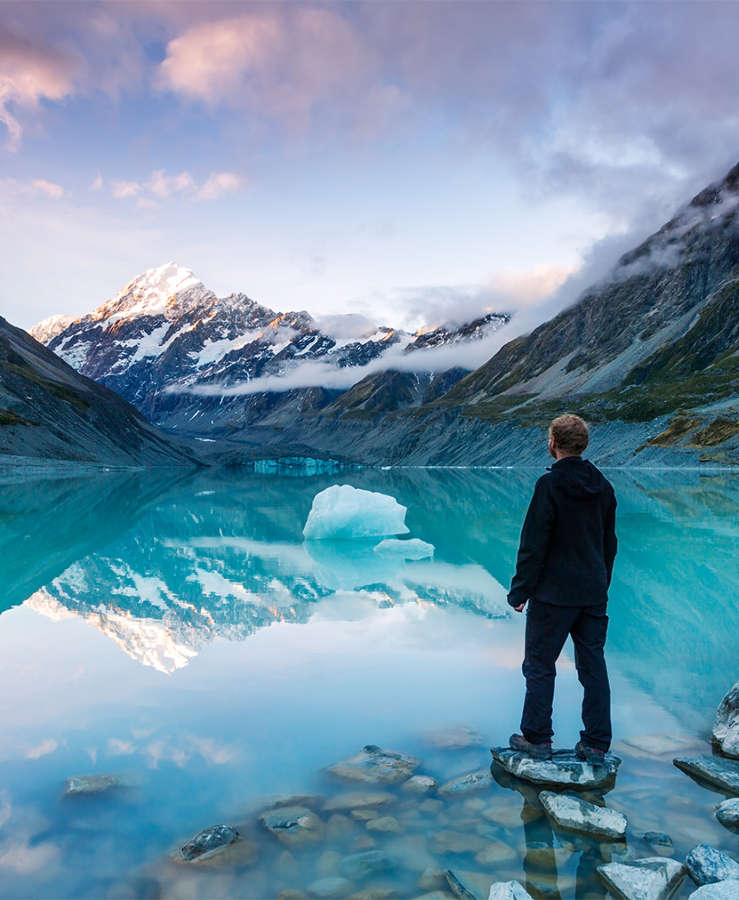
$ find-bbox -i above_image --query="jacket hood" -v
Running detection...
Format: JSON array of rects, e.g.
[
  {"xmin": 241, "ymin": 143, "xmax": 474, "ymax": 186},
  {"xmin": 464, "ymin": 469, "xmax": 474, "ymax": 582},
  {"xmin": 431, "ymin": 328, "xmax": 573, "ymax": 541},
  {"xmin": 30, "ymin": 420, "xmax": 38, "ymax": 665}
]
[{"xmin": 550, "ymin": 457, "xmax": 605, "ymax": 498}]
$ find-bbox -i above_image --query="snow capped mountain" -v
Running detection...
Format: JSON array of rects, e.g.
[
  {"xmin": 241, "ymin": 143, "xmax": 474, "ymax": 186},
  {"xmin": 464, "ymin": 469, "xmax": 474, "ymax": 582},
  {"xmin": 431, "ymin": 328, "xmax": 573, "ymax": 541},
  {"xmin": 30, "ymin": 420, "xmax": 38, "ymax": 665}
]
[
  {"xmin": 34, "ymin": 264, "xmax": 510, "ymax": 436},
  {"xmin": 29, "ymin": 313, "xmax": 76, "ymax": 344}
]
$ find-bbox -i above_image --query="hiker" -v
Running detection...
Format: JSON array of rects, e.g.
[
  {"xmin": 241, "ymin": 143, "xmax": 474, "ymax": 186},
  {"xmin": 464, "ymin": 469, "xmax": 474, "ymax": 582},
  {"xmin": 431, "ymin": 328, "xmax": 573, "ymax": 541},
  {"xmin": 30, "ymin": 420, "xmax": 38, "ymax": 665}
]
[{"xmin": 507, "ymin": 414, "xmax": 617, "ymax": 763}]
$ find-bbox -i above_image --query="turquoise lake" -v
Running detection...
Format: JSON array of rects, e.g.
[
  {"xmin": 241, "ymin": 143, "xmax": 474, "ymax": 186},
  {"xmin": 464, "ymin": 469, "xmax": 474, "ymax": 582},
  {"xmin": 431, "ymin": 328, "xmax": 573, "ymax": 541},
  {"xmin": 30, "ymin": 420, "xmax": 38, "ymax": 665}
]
[{"xmin": 0, "ymin": 466, "xmax": 737, "ymax": 899}]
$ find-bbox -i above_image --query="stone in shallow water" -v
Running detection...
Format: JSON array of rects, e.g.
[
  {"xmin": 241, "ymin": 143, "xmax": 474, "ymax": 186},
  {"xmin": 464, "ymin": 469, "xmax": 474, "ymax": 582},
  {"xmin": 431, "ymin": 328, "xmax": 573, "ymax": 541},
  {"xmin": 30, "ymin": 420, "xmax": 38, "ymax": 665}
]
[
  {"xmin": 260, "ymin": 805, "xmax": 324, "ymax": 847},
  {"xmin": 324, "ymin": 791, "xmax": 396, "ymax": 811},
  {"xmin": 329, "ymin": 746, "xmax": 419, "ymax": 785},
  {"xmin": 445, "ymin": 870, "xmax": 476, "ymax": 900},
  {"xmin": 490, "ymin": 748, "xmax": 621, "ymax": 790},
  {"xmin": 179, "ymin": 824, "xmax": 239, "ymax": 862},
  {"xmin": 539, "ymin": 790, "xmax": 627, "ymax": 840},
  {"xmin": 403, "ymin": 775, "xmax": 438, "ymax": 794},
  {"xmin": 716, "ymin": 797, "xmax": 739, "ymax": 828},
  {"xmin": 349, "ymin": 890, "xmax": 397, "ymax": 900},
  {"xmin": 673, "ymin": 755, "xmax": 739, "ymax": 795},
  {"xmin": 419, "ymin": 868, "xmax": 448, "ymax": 891},
  {"xmin": 597, "ymin": 857, "xmax": 685, "ymax": 900},
  {"xmin": 366, "ymin": 816, "xmax": 401, "ymax": 834},
  {"xmin": 339, "ymin": 850, "xmax": 397, "ymax": 881},
  {"xmin": 639, "ymin": 832, "xmax": 674, "ymax": 854},
  {"xmin": 487, "ymin": 883, "xmax": 533, "ymax": 900},
  {"xmin": 685, "ymin": 844, "xmax": 739, "ymax": 885},
  {"xmin": 474, "ymin": 839, "xmax": 517, "ymax": 867},
  {"xmin": 431, "ymin": 830, "xmax": 488, "ymax": 855},
  {"xmin": 64, "ymin": 774, "xmax": 125, "ymax": 796},
  {"xmin": 425, "ymin": 727, "xmax": 484, "ymax": 751},
  {"xmin": 521, "ymin": 843, "xmax": 571, "ymax": 870},
  {"xmin": 713, "ymin": 682, "xmax": 739, "ymax": 759},
  {"xmin": 308, "ymin": 877, "xmax": 354, "ymax": 898},
  {"xmin": 438, "ymin": 770, "xmax": 493, "ymax": 796},
  {"xmin": 690, "ymin": 881, "xmax": 739, "ymax": 899}
]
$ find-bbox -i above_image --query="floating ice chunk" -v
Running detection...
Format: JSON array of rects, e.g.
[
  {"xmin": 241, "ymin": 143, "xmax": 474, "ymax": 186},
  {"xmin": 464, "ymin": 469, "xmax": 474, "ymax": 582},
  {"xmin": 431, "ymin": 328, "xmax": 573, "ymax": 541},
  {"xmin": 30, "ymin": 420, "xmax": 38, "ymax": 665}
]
[
  {"xmin": 373, "ymin": 538, "xmax": 434, "ymax": 559},
  {"xmin": 303, "ymin": 485, "xmax": 409, "ymax": 540}
]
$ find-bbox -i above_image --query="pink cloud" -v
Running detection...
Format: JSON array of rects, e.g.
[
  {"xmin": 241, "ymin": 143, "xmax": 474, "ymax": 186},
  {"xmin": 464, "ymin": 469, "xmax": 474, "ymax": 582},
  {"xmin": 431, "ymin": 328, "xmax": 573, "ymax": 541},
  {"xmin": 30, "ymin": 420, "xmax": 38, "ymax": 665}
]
[
  {"xmin": 31, "ymin": 178, "xmax": 64, "ymax": 199},
  {"xmin": 158, "ymin": 7, "xmax": 382, "ymax": 131},
  {"xmin": 0, "ymin": 31, "xmax": 77, "ymax": 149},
  {"xmin": 196, "ymin": 171, "xmax": 246, "ymax": 201}
]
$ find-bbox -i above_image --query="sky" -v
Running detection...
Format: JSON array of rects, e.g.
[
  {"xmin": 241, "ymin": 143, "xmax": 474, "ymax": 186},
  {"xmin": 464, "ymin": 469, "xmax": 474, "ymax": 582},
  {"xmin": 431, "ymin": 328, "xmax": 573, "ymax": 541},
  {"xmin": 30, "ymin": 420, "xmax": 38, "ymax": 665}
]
[{"xmin": 1, "ymin": 0, "xmax": 738, "ymax": 333}]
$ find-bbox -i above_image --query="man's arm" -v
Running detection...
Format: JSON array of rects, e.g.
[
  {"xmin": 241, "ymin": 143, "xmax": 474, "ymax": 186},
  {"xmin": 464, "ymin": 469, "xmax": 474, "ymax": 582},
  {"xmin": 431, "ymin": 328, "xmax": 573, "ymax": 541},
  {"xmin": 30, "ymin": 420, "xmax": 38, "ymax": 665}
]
[
  {"xmin": 604, "ymin": 490, "xmax": 618, "ymax": 587},
  {"xmin": 507, "ymin": 476, "xmax": 555, "ymax": 609}
]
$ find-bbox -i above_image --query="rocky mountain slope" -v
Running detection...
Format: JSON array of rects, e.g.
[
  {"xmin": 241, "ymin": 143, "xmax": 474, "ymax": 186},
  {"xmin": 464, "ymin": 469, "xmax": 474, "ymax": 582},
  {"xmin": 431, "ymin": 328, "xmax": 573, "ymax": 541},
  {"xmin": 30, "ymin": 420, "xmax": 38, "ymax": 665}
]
[
  {"xmin": 218, "ymin": 163, "xmax": 739, "ymax": 466},
  {"xmin": 0, "ymin": 316, "xmax": 198, "ymax": 466},
  {"xmin": 34, "ymin": 262, "xmax": 509, "ymax": 438}
]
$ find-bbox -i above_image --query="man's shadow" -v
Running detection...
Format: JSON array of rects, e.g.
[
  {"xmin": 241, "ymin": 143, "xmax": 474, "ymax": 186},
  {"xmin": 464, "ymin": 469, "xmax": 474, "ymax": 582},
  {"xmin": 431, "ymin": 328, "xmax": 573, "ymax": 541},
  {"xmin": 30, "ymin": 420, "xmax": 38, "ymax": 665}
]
[{"xmin": 490, "ymin": 762, "xmax": 626, "ymax": 899}]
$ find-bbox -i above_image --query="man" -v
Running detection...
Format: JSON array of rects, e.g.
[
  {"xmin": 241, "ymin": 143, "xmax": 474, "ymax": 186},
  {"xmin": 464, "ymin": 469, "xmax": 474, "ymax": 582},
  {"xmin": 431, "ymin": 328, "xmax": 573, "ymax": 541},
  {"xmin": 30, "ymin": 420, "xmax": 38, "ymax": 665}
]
[{"xmin": 507, "ymin": 414, "xmax": 617, "ymax": 763}]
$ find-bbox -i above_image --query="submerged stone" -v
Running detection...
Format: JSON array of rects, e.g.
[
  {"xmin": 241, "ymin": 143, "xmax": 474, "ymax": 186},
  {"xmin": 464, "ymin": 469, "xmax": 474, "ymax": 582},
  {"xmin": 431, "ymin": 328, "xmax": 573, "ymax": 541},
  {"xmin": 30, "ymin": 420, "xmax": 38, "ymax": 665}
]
[
  {"xmin": 685, "ymin": 844, "xmax": 739, "ymax": 885},
  {"xmin": 713, "ymin": 682, "xmax": 739, "ymax": 759},
  {"xmin": 539, "ymin": 790, "xmax": 627, "ymax": 840},
  {"xmin": 716, "ymin": 797, "xmax": 739, "ymax": 828},
  {"xmin": 438, "ymin": 770, "xmax": 493, "ymax": 796},
  {"xmin": 673, "ymin": 755, "xmax": 739, "ymax": 795},
  {"xmin": 474, "ymin": 839, "xmax": 517, "ymax": 867},
  {"xmin": 419, "ymin": 868, "xmax": 448, "ymax": 891},
  {"xmin": 597, "ymin": 857, "xmax": 685, "ymax": 900},
  {"xmin": 403, "ymin": 775, "xmax": 438, "ymax": 794},
  {"xmin": 491, "ymin": 748, "xmax": 621, "ymax": 790},
  {"xmin": 64, "ymin": 774, "xmax": 125, "ymax": 796},
  {"xmin": 640, "ymin": 832, "xmax": 674, "ymax": 853},
  {"xmin": 308, "ymin": 877, "xmax": 354, "ymax": 898},
  {"xmin": 425, "ymin": 727, "xmax": 484, "ymax": 751},
  {"xmin": 366, "ymin": 816, "xmax": 401, "ymax": 834},
  {"xmin": 431, "ymin": 830, "xmax": 488, "ymax": 855},
  {"xmin": 487, "ymin": 883, "xmax": 533, "ymax": 900},
  {"xmin": 179, "ymin": 824, "xmax": 239, "ymax": 862},
  {"xmin": 689, "ymin": 881, "xmax": 739, "ymax": 898},
  {"xmin": 349, "ymin": 890, "xmax": 397, "ymax": 900},
  {"xmin": 259, "ymin": 805, "xmax": 324, "ymax": 847},
  {"xmin": 324, "ymin": 791, "xmax": 396, "ymax": 811},
  {"xmin": 339, "ymin": 850, "xmax": 397, "ymax": 881},
  {"xmin": 329, "ymin": 746, "xmax": 419, "ymax": 784}
]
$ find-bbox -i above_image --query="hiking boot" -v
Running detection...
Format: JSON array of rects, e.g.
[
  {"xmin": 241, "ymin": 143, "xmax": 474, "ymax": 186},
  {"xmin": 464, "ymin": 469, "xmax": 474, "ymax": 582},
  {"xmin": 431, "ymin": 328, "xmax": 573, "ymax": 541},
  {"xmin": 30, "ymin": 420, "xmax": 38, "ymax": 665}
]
[
  {"xmin": 509, "ymin": 733, "xmax": 553, "ymax": 760},
  {"xmin": 575, "ymin": 740, "xmax": 607, "ymax": 765}
]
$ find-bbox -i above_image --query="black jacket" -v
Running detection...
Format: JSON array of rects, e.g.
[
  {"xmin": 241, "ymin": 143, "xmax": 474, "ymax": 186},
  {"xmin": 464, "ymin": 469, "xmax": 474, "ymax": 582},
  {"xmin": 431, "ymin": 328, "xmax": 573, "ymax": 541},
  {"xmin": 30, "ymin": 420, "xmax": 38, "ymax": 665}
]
[{"xmin": 507, "ymin": 456, "xmax": 617, "ymax": 608}]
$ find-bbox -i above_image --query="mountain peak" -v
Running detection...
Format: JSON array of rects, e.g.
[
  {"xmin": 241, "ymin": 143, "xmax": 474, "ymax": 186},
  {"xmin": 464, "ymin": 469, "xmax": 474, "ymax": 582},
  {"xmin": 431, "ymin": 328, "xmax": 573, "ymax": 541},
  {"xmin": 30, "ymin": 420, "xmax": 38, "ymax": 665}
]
[{"xmin": 95, "ymin": 262, "xmax": 212, "ymax": 323}]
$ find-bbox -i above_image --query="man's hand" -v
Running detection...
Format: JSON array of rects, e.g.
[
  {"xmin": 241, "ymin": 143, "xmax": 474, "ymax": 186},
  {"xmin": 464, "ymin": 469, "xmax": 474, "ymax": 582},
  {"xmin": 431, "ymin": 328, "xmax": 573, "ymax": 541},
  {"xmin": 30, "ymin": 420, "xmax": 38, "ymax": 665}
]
[{"xmin": 514, "ymin": 602, "xmax": 526, "ymax": 613}]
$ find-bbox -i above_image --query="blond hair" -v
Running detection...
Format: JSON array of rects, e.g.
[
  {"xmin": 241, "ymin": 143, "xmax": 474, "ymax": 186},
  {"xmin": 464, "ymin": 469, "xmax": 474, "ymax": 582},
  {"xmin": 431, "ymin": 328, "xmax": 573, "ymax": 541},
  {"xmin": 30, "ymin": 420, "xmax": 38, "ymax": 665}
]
[{"xmin": 549, "ymin": 414, "xmax": 589, "ymax": 455}]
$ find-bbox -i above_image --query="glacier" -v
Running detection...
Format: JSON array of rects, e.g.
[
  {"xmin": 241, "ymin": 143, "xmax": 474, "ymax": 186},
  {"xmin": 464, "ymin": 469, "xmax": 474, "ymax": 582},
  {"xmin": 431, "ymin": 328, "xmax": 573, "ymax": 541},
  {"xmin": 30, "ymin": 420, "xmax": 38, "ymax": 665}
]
[{"xmin": 303, "ymin": 484, "xmax": 410, "ymax": 540}]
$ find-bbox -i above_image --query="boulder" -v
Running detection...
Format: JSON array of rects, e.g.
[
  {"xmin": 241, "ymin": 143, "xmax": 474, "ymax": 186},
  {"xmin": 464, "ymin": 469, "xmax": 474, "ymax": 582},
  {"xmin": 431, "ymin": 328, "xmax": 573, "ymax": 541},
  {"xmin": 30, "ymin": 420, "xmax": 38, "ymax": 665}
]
[
  {"xmin": 259, "ymin": 805, "xmax": 324, "ymax": 847},
  {"xmin": 490, "ymin": 748, "xmax": 620, "ymax": 790},
  {"xmin": 685, "ymin": 844, "xmax": 739, "ymax": 885},
  {"xmin": 716, "ymin": 798, "xmax": 739, "ymax": 828},
  {"xmin": 689, "ymin": 882, "xmax": 739, "ymax": 898},
  {"xmin": 365, "ymin": 816, "xmax": 401, "ymax": 834},
  {"xmin": 713, "ymin": 682, "xmax": 739, "ymax": 759},
  {"xmin": 673, "ymin": 756, "xmax": 739, "ymax": 795},
  {"xmin": 329, "ymin": 746, "xmax": 419, "ymax": 784},
  {"xmin": 438, "ymin": 770, "xmax": 493, "ymax": 796},
  {"xmin": 178, "ymin": 824, "xmax": 239, "ymax": 862},
  {"xmin": 539, "ymin": 791, "xmax": 626, "ymax": 840},
  {"xmin": 487, "ymin": 883, "xmax": 533, "ymax": 900},
  {"xmin": 597, "ymin": 857, "xmax": 685, "ymax": 900}
]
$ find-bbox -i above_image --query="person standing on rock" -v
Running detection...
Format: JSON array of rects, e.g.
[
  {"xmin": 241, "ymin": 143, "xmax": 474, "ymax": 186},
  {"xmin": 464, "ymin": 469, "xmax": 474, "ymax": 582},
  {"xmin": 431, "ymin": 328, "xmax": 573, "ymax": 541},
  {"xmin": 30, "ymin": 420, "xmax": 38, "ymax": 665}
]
[{"xmin": 507, "ymin": 414, "xmax": 618, "ymax": 763}]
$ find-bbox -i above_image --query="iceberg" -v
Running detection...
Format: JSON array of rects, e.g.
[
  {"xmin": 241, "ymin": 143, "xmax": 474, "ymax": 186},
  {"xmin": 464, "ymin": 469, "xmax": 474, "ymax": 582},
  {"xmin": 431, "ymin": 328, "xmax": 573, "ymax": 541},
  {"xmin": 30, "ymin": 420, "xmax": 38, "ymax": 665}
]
[
  {"xmin": 303, "ymin": 484, "xmax": 409, "ymax": 540},
  {"xmin": 373, "ymin": 538, "xmax": 435, "ymax": 560}
]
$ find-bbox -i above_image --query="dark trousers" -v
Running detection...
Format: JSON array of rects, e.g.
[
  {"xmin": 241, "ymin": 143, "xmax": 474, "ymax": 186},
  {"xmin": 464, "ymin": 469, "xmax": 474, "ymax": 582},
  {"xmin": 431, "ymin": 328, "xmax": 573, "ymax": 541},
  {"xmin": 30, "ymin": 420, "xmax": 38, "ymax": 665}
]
[{"xmin": 521, "ymin": 600, "xmax": 611, "ymax": 751}]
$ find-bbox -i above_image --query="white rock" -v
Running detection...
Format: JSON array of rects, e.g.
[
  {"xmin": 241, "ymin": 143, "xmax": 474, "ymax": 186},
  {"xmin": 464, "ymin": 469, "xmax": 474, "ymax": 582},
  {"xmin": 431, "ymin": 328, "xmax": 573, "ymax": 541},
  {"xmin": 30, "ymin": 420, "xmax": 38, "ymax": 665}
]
[
  {"xmin": 328, "ymin": 745, "xmax": 419, "ymax": 784},
  {"xmin": 488, "ymin": 882, "xmax": 534, "ymax": 900},
  {"xmin": 491, "ymin": 747, "xmax": 620, "ymax": 789},
  {"xmin": 303, "ymin": 485, "xmax": 409, "ymax": 540},
  {"xmin": 597, "ymin": 857, "xmax": 685, "ymax": 900},
  {"xmin": 539, "ymin": 791, "xmax": 627, "ymax": 840},
  {"xmin": 686, "ymin": 844, "xmax": 739, "ymax": 885},
  {"xmin": 713, "ymin": 682, "xmax": 739, "ymax": 759},
  {"xmin": 374, "ymin": 538, "xmax": 434, "ymax": 559},
  {"xmin": 716, "ymin": 797, "xmax": 739, "ymax": 828},
  {"xmin": 690, "ymin": 881, "xmax": 739, "ymax": 898},
  {"xmin": 403, "ymin": 775, "xmax": 438, "ymax": 794}
]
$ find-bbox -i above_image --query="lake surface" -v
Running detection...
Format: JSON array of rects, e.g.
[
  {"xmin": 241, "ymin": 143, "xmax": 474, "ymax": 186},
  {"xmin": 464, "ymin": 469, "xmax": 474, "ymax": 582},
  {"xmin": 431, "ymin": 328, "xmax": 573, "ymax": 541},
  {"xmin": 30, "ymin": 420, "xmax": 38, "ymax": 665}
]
[{"xmin": 0, "ymin": 465, "xmax": 737, "ymax": 899}]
